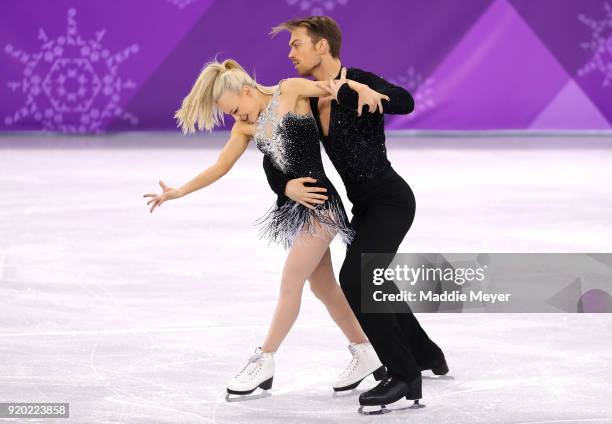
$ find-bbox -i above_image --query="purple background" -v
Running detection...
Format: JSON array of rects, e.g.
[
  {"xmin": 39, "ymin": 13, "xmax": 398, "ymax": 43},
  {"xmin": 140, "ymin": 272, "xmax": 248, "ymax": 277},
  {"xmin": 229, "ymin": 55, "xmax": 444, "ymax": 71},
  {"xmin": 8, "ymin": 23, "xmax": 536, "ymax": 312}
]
[{"xmin": 1, "ymin": 0, "xmax": 611, "ymax": 133}]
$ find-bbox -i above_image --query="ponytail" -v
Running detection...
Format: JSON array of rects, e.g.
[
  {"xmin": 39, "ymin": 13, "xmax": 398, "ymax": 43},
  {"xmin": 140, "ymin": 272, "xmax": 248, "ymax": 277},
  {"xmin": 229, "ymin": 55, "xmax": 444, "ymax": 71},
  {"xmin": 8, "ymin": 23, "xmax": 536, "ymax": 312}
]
[{"xmin": 174, "ymin": 58, "xmax": 275, "ymax": 134}]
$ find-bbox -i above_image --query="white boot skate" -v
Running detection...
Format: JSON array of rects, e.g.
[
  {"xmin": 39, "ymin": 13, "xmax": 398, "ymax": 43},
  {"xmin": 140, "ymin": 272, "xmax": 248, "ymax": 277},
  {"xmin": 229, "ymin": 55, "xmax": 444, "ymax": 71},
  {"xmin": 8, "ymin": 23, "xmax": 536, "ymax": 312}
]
[
  {"xmin": 333, "ymin": 342, "xmax": 386, "ymax": 392},
  {"xmin": 226, "ymin": 347, "xmax": 274, "ymax": 396}
]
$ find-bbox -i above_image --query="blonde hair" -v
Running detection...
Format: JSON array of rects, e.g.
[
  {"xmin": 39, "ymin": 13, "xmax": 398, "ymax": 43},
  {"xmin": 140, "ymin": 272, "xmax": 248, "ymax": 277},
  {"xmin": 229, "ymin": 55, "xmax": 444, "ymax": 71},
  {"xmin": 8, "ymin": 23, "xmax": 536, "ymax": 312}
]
[{"xmin": 174, "ymin": 58, "xmax": 276, "ymax": 134}]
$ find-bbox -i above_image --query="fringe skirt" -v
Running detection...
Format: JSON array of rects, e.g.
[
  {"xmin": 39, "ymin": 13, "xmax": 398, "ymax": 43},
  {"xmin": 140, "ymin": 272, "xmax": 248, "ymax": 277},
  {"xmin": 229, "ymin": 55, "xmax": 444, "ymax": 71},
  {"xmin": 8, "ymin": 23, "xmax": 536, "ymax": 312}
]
[{"xmin": 255, "ymin": 189, "xmax": 355, "ymax": 250}]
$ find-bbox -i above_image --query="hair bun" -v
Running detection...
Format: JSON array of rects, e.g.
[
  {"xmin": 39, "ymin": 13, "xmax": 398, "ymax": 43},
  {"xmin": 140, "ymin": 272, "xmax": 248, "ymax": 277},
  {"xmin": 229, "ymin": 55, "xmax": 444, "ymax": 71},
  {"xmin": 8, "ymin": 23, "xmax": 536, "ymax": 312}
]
[{"xmin": 223, "ymin": 59, "xmax": 238, "ymax": 70}]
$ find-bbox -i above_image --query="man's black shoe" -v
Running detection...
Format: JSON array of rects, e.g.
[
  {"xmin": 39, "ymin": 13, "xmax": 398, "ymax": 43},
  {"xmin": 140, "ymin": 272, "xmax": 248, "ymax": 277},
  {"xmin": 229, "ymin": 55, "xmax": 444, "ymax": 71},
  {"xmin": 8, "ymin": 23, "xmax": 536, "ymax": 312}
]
[{"xmin": 359, "ymin": 374, "xmax": 422, "ymax": 406}]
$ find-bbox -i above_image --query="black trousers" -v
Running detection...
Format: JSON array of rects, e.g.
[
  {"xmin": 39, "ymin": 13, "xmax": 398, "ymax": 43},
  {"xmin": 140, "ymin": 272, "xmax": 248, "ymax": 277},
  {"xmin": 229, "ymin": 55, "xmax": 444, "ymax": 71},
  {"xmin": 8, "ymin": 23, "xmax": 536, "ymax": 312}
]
[{"xmin": 339, "ymin": 166, "xmax": 444, "ymax": 381}]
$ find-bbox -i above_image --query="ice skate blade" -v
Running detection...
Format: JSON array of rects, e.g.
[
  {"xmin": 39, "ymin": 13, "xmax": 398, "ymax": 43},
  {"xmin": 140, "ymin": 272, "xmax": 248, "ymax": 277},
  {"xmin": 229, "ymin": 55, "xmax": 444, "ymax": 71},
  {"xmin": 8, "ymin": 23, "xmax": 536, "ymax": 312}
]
[
  {"xmin": 423, "ymin": 374, "xmax": 454, "ymax": 381},
  {"xmin": 358, "ymin": 400, "xmax": 425, "ymax": 415},
  {"xmin": 408, "ymin": 400, "xmax": 426, "ymax": 409},
  {"xmin": 358, "ymin": 405, "xmax": 392, "ymax": 415},
  {"xmin": 331, "ymin": 389, "xmax": 359, "ymax": 398},
  {"xmin": 226, "ymin": 376, "xmax": 274, "ymax": 400},
  {"xmin": 225, "ymin": 391, "xmax": 271, "ymax": 402}
]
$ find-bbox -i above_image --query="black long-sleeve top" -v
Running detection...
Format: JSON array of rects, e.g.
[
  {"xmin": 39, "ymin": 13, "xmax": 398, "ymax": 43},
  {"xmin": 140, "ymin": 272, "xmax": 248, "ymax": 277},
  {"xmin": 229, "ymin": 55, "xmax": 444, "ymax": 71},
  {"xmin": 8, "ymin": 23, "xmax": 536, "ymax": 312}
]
[{"xmin": 263, "ymin": 66, "xmax": 414, "ymax": 202}]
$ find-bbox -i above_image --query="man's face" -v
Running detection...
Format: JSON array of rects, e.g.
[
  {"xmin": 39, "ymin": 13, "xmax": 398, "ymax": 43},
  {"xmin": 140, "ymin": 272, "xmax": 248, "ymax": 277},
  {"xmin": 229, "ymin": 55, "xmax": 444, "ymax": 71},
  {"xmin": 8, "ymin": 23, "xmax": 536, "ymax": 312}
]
[{"xmin": 288, "ymin": 27, "xmax": 322, "ymax": 77}]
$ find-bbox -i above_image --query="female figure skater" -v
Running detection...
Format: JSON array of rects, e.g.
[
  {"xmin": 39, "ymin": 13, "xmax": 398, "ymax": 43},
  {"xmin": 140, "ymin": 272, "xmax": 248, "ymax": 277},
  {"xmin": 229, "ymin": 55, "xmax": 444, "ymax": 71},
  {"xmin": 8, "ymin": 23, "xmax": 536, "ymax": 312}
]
[{"xmin": 143, "ymin": 59, "xmax": 390, "ymax": 396}]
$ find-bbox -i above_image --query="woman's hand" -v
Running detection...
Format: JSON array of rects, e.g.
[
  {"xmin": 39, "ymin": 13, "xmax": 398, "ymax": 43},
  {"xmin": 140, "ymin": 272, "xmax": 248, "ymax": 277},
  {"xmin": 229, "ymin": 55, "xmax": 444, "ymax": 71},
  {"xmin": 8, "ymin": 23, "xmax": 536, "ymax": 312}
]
[
  {"xmin": 143, "ymin": 181, "xmax": 183, "ymax": 213},
  {"xmin": 315, "ymin": 67, "xmax": 348, "ymax": 102}
]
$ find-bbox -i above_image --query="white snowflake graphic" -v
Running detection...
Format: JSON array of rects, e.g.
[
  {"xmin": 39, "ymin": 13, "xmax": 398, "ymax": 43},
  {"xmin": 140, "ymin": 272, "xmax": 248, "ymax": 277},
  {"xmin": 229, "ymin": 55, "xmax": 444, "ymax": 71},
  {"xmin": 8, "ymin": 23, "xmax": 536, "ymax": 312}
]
[
  {"xmin": 390, "ymin": 67, "xmax": 435, "ymax": 120},
  {"xmin": 578, "ymin": 2, "xmax": 612, "ymax": 87},
  {"xmin": 165, "ymin": 0, "xmax": 199, "ymax": 9},
  {"xmin": 4, "ymin": 8, "xmax": 139, "ymax": 133},
  {"xmin": 286, "ymin": 0, "xmax": 349, "ymax": 15}
]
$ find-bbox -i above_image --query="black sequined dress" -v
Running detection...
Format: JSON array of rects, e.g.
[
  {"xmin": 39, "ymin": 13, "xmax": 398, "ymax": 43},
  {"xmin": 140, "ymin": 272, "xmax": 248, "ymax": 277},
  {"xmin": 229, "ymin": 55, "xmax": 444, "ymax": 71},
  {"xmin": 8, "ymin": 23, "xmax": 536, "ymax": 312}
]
[{"xmin": 253, "ymin": 85, "xmax": 354, "ymax": 249}]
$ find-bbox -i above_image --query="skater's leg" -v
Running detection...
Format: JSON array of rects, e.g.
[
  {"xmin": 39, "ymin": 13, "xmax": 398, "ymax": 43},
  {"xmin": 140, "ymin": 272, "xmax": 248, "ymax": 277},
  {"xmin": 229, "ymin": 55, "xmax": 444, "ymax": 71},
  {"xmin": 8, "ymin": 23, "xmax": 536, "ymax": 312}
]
[
  {"xmin": 341, "ymin": 242, "xmax": 421, "ymax": 380},
  {"xmin": 308, "ymin": 248, "xmax": 386, "ymax": 391},
  {"xmin": 395, "ymin": 311, "xmax": 445, "ymax": 365},
  {"xmin": 260, "ymin": 221, "xmax": 334, "ymax": 353},
  {"xmin": 341, "ymin": 174, "xmax": 446, "ymax": 380},
  {"xmin": 308, "ymin": 248, "xmax": 368, "ymax": 344},
  {"xmin": 339, "ymin": 198, "xmax": 422, "ymax": 381}
]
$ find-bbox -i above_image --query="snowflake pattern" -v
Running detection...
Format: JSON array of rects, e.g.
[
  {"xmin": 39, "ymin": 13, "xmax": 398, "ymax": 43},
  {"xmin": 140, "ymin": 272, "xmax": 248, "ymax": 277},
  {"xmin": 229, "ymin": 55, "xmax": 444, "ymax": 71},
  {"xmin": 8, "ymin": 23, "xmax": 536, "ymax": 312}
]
[
  {"xmin": 286, "ymin": 0, "xmax": 349, "ymax": 15},
  {"xmin": 165, "ymin": 0, "xmax": 199, "ymax": 9},
  {"xmin": 390, "ymin": 67, "xmax": 435, "ymax": 120},
  {"xmin": 4, "ymin": 8, "xmax": 139, "ymax": 133},
  {"xmin": 578, "ymin": 2, "xmax": 612, "ymax": 87}
]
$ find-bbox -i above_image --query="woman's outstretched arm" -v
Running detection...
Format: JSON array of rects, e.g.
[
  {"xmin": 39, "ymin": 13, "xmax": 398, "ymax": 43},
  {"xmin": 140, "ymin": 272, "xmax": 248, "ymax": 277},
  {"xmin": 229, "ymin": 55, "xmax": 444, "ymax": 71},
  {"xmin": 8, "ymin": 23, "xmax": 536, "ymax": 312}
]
[
  {"xmin": 279, "ymin": 76, "xmax": 374, "ymax": 101},
  {"xmin": 279, "ymin": 71, "xmax": 389, "ymax": 115},
  {"xmin": 177, "ymin": 125, "xmax": 250, "ymax": 196},
  {"xmin": 143, "ymin": 123, "xmax": 250, "ymax": 213}
]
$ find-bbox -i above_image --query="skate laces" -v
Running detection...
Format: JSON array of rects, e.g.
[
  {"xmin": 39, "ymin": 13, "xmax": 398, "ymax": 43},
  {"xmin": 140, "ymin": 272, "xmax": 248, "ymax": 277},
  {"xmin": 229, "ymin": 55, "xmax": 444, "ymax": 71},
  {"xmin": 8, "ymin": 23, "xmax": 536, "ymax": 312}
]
[
  {"xmin": 370, "ymin": 376, "xmax": 393, "ymax": 393},
  {"xmin": 249, "ymin": 351, "xmax": 263, "ymax": 363},
  {"xmin": 234, "ymin": 351, "xmax": 263, "ymax": 379},
  {"xmin": 339, "ymin": 344, "xmax": 360, "ymax": 377}
]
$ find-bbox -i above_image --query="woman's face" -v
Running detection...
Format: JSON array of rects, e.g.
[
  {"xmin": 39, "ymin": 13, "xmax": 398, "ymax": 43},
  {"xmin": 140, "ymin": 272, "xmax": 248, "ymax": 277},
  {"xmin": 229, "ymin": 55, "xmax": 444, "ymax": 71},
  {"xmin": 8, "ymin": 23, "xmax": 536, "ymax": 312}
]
[{"xmin": 217, "ymin": 86, "xmax": 261, "ymax": 125}]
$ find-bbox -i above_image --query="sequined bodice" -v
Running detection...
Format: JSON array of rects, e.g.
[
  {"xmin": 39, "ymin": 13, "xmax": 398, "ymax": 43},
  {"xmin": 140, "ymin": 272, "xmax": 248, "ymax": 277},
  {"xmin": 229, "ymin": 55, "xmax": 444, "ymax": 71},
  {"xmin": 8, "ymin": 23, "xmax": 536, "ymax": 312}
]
[
  {"xmin": 254, "ymin": 87, "xmax": 326, "ymax": 179},
  {"xmin": 310, "ymin": 96, "xmax": 390, "ymax": 185}
]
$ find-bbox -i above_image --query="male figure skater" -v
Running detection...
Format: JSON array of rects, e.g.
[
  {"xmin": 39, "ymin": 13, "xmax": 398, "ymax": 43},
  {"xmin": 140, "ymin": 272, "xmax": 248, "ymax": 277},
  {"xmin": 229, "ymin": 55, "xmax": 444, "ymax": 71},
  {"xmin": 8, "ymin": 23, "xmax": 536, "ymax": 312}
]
[{"xmin": 264, "ymin": 16, "xmax": 448, "ymax": 412}]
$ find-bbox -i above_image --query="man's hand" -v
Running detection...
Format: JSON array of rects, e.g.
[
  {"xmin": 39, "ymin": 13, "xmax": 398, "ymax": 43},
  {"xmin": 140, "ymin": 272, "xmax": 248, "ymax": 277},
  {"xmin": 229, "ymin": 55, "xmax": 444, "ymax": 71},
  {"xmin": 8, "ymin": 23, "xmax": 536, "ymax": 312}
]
[
  {"xmin": 284, "ymin": 177, "xmax": 328, "ymax": 210},
  {"xmin": 316, "ymin": 67, "xmax": 390, "ymax": 116},
  {"xmin": 354, "ymin": 85, "xmax": 390, "ymax": 117}
]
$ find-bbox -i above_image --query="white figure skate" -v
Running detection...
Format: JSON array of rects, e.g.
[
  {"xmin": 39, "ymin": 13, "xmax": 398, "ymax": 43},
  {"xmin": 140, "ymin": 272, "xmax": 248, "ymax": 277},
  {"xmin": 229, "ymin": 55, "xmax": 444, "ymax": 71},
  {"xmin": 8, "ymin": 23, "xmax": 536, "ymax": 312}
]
[
  {"xmin": 226, "ymin": 347, "xmax": 274, "ymax": 398},
  {"xmin": 333, "ymin": 342, "xmax": 386, "ymax": 392}
]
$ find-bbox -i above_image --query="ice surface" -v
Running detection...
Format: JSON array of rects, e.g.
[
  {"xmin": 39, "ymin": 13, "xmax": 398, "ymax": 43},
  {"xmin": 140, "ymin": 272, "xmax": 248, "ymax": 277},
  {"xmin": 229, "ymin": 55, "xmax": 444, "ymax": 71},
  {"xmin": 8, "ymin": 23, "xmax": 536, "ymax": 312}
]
[{"xmin": 1, "ymin": 135, "xmax": 611, "ymax": 423}]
